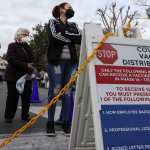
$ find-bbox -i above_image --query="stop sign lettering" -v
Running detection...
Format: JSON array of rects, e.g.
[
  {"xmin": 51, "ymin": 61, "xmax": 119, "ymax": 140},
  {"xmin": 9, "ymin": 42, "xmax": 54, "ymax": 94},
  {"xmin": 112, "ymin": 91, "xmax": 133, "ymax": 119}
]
[
  {"xmin": 96, "ymin": 43, "xmax": 118, "ymax": 64},
  {"xmin": 98, "ymin": 50, "xmax": 116, "ymax": 58}
]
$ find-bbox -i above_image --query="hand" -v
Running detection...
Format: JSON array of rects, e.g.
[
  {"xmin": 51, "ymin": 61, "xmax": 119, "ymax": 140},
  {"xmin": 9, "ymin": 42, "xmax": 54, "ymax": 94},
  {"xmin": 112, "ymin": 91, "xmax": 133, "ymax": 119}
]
[{"xmin": 27, "ymin": 63, "xmax": 34, "ymax": 69}]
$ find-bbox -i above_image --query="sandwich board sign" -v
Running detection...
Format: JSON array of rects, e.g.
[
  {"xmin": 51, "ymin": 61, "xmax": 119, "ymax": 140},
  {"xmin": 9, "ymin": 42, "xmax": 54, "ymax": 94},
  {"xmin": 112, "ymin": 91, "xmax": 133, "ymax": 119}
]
[{"xmin": 69, "ymin": 23, "xmax": 150, "ymax": 150}]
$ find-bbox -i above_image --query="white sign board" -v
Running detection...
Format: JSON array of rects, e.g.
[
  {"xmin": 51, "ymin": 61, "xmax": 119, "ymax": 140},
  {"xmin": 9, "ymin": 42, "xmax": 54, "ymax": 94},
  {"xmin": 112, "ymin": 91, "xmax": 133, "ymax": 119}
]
[{"xmin": 69, "ymin": 23, "xmax": 150, "ymax": 150}]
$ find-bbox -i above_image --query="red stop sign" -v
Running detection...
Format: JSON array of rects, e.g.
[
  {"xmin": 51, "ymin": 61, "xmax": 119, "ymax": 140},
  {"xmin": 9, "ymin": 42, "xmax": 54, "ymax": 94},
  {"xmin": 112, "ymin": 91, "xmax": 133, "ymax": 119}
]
[{"xmin": 96, "ymin": 43, "xmax": 118, "ymax": 64}]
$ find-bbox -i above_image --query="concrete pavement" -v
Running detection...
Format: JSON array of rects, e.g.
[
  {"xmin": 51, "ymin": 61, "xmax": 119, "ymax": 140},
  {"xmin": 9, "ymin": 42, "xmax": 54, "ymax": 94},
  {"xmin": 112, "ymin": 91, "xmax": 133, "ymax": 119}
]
[
  {"xmin": 0, "ymin": 133, "xmax": 70, "ymax": 150},
  {"xmin": 0, "ymin": 82, "xmax": 69, "ymax": 150}
]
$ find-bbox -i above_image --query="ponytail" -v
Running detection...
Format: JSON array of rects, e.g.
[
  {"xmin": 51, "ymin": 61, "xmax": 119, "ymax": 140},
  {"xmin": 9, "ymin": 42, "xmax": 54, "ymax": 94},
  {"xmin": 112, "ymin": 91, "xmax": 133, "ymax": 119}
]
[{"xmin": 52, "ymin": 5, "xmax": 60, "ymax": 19}]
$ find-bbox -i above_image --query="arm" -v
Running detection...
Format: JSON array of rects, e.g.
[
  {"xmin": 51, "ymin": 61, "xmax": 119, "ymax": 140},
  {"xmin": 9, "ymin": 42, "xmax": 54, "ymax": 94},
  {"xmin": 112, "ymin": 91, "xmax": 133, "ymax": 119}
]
[
  {"xmin": 63, "ymin": 22, "xmax": 82, "ymax": 44},
  {"xmin": 22, "ymin": 43, "xmax": 34, "ymax": 63},
  {"xmin": 48, "ymin": 19, "xmax": 81, "ymax": 44},
  {"xmin": 48, "ymin": 19, "xmax": 71, "ymax": 44}
]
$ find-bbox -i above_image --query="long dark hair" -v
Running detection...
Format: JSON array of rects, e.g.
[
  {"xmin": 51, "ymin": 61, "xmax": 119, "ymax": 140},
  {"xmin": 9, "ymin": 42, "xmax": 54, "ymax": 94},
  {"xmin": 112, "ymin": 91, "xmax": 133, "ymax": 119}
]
[{"xmin": 52, "ymin": 2, "xmax": 68, "ymax": 19}]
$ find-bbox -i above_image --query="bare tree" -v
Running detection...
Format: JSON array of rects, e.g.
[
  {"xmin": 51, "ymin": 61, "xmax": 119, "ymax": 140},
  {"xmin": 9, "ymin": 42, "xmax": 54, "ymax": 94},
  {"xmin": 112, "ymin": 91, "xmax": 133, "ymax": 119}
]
[{"xmin": 97, "ymin": 3, "xmax": 138, "ymax": 34}]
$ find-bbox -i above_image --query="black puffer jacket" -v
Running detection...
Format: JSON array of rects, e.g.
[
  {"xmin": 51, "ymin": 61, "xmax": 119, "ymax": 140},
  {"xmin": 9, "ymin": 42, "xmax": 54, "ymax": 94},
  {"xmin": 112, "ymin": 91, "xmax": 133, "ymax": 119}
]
[
  {"xmin": 5, "ymin": 42, "xmax": 34, "ymax": 81},
  {"xmin": 47, "ymin": 19, "xmax": 81, "ymax": 65}
]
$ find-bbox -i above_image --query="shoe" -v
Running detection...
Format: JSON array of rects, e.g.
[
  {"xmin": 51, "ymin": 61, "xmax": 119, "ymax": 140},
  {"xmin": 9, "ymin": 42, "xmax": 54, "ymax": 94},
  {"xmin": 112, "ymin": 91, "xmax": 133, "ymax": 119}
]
[
  {"xmin": 46, "ymin": 121, "xmax": 56, "ymax": 137},
  {"xmin": 62, "ymin": 122, "xmax": 71, "ymax": 136},
  {"xmin": 5, "ymin": 118, "xmax": 12, "ymax": 123}
]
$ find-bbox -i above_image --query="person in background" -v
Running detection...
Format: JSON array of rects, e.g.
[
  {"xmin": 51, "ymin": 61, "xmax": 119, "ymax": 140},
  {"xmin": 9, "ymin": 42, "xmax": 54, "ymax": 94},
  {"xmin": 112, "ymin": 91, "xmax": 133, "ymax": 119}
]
[
  {"xmin": 39, "ymin": 70, "xmax": 45, "ymax": 87},
  {"xmin": 43, "ymin": 72, "xmax": 49, "ymax": 88},
  {"xmin": 46, "ymin": 2, "xmax": 81, "ymax": 136},
  {"xmin": 4, "ymin": 28, "xmax": 34, "ymax": 123}
]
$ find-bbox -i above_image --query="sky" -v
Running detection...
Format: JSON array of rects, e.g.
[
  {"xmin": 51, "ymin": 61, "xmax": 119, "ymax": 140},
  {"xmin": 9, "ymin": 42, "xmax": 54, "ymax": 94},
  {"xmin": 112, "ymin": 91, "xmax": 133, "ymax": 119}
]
[{"xmin": 0, "ymin": 0, "xmax": 150, "ymax": 56}]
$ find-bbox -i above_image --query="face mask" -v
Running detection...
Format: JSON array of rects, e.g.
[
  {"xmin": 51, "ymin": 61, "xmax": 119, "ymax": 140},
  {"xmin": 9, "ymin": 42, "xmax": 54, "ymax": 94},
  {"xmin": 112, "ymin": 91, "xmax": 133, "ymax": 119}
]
[
  {"xmin": 21, "ymin": 36, "xmax": 30, "ymax": 43},
  {"xmin": 66, "ymin": 9, "xmax": 74, "ymax": 19}
]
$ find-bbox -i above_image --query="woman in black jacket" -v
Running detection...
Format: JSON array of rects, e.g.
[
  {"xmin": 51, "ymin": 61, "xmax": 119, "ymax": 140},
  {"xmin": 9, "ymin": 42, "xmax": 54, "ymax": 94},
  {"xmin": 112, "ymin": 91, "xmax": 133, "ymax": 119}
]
[
  {"xmin": 5, "ymin": 28, "xmax": 34, "ymax": 123},
  {"xmin": 47, "ymin": 2, "xmax": 81, "ymax": 135}
]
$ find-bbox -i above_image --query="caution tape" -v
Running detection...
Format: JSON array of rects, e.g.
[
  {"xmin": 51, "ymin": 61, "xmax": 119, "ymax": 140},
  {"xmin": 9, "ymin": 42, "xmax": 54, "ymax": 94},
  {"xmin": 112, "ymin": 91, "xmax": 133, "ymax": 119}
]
[
  {"xmin": 123, "ymin": 21, "xmax": 131, "ymax": 37},
  {"xmin": 0, "ymin": 32, "xmax": 113, "ymax": 149}
]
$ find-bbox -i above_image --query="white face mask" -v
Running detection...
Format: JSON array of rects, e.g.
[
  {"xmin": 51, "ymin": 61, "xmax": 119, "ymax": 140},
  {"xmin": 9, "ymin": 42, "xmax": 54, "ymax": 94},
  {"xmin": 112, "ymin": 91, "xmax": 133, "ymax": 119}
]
[{"xmin": 21, "ymin": 36, "xmax": 30, "ymax": 43}]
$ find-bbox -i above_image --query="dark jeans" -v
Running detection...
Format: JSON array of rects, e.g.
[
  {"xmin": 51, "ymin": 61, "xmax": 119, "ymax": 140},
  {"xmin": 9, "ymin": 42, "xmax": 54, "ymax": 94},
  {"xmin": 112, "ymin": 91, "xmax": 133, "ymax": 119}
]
[
  {"xmin": 47, "ymin": 61, "xmax": 76, "ymax": 123},
  {"xmin": 5, "ymin": 80, "xmax": 32, "ymax": 120}
]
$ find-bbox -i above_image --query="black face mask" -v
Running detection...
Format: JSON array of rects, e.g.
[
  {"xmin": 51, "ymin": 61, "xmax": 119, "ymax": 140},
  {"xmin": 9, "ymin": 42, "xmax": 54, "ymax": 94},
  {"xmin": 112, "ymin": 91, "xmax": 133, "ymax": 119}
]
[{"xmin": 66, "ymin": 9, "xmax": 74, "ymax": 19}]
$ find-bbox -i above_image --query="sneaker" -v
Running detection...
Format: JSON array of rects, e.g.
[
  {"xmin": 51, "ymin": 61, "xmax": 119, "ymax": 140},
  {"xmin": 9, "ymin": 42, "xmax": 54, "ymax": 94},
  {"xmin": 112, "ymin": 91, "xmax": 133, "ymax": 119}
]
[
  {"xmin": 46, "ymin": 121, "xmax": 56, "ymax": 137},
  {"xmin": 5, "ymin": 118, "xmax": 12, "ymax": 123},
  {"xmin": 62, "ymin": 122, "xmax": 71, "ymax": 136}
]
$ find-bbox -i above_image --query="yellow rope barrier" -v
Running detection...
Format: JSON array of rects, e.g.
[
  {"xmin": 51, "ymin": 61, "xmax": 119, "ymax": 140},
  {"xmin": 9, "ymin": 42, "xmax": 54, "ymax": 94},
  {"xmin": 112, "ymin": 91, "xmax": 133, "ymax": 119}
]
[
  {"xmin": 123, "ymin": 21, "xmax": 131, "ymax": 37},
  {"xmin": 0, "ymin": 32, "xmax": 113, "ymax": 149}
]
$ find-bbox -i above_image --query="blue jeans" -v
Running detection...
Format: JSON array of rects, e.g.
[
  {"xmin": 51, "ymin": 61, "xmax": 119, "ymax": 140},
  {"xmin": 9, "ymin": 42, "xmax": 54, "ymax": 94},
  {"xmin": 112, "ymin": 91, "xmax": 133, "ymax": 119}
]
[{"xmin": 47, "ymin": 61, "xmax": 76, "ymax": 122}]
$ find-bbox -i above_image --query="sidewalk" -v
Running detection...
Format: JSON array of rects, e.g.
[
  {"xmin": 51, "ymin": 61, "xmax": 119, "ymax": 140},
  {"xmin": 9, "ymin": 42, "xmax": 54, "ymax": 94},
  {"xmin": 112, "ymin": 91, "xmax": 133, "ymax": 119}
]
[
  {"xmin": 0, "ymin": 82, "xmax": 70, "ymax": 150},
  {"xmin": 0, "ymin": 132, "xmax": 69, "ymax": 150}
]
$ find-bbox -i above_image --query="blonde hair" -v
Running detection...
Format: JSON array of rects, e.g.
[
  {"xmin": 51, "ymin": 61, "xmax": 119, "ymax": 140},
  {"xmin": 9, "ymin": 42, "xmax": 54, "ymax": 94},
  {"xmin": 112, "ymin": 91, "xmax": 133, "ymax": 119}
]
[{"xmin": 14, "ymin": 28, "xmax": 30, "ymax": 42}]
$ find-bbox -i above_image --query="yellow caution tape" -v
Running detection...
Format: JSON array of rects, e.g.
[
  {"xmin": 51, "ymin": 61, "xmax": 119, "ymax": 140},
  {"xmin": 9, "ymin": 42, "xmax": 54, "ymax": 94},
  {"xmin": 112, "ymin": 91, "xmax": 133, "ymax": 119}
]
[
  {"xmin": 123, "ymin": 21, "xmax": 131, "ymax": 37},
  {"xmin": 0, "ymin": 32, "xmax": 113, "ymax": 149}
]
